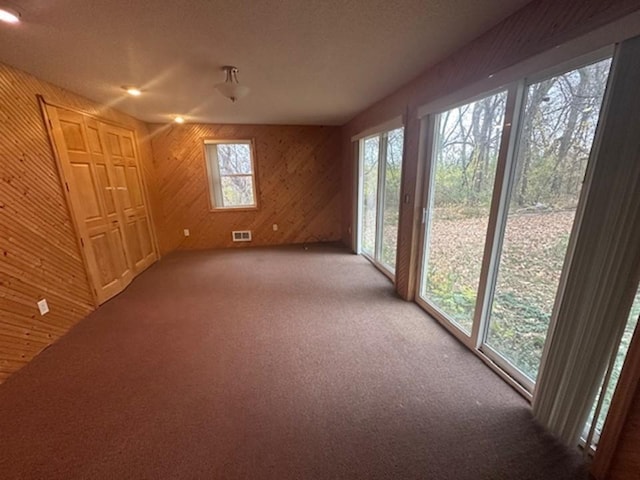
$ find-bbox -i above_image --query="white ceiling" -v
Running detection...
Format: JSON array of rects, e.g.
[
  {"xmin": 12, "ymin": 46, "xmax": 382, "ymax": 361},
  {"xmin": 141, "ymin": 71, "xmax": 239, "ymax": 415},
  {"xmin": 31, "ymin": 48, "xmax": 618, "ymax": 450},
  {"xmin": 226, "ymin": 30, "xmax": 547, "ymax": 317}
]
[{"xmin": 0, "ymin": 0, "xmax": 532, "ymax": 125}]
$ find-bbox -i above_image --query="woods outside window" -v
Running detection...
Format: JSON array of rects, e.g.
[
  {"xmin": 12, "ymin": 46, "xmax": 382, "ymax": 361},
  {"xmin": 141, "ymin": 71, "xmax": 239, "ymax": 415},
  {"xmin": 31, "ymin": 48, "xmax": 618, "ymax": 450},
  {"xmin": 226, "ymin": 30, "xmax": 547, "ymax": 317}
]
[{"xmin": 204, "ymin": 140, "xmax": 258, "ymax": 210}]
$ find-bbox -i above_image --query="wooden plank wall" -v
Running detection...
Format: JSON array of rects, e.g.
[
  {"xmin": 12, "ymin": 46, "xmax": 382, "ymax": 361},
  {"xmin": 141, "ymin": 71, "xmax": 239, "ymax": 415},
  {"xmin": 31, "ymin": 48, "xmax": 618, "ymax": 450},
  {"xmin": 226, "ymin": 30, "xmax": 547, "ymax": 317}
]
[
  {"xmin": 0, "ymin": 62, "xmax": 161, "ymax": 383},
  {"xmin": 149, "ymin": 123, "xmax": 342, "ymax": 253},
  {"xmin": 596, "ymin": 356, "xmax": 640, "ymax": 480},
  {"xmin": 607, "ymin": 382, "xmax": 640, "ymax": 479},
  {"xmin": 340, "ymin": 0, "xmax": 640, "ymax": 300}
]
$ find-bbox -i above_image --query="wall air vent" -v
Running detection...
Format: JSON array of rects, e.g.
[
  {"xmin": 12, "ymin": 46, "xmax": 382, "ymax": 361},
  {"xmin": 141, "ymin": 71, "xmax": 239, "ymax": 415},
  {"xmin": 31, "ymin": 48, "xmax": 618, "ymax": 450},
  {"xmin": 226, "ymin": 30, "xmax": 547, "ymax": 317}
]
[{"xmin": 232, "ymin": 230, "xmax": 252, "ymax": 242}]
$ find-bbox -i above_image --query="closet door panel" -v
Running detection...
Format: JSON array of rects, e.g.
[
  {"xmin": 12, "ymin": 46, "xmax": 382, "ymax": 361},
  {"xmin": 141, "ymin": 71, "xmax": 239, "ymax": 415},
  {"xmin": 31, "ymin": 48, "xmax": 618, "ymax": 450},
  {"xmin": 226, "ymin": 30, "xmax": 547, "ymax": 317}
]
[
  {"xmin": 100, "ymin": 123, "xmax": 157, "ymax": 273},
  {"xmin": 46, "ymin": 106, "xmax": 133, "ymax": 303}
]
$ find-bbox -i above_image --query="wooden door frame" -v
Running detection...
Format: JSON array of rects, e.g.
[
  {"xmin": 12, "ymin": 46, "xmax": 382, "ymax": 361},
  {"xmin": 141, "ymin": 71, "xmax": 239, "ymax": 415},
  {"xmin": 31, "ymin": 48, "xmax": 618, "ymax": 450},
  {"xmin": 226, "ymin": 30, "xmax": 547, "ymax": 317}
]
[
  {"xmin": 39, "ymin": 97, "xmax": 98, "ymax": 306},
  {"xmin": 38, "ymin": 96, "xmax": 160, "ymax": 306}
]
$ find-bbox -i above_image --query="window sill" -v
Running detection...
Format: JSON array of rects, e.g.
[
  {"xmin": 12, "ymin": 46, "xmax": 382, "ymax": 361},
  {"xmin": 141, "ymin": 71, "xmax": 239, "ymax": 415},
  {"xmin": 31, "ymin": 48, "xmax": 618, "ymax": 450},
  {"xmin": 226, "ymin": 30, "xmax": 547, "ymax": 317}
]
[{"xmin": 209, "ymin": 206, "xmax": 259, "ymax": 213}]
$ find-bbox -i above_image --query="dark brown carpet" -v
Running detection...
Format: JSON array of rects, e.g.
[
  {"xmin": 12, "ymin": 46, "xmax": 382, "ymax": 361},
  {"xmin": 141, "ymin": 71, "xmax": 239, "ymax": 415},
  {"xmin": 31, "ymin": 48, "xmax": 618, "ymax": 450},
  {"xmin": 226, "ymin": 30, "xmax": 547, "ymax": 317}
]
[{"xmin": 0, "ymin": 243, "xmax": 586, "ymax": 479}]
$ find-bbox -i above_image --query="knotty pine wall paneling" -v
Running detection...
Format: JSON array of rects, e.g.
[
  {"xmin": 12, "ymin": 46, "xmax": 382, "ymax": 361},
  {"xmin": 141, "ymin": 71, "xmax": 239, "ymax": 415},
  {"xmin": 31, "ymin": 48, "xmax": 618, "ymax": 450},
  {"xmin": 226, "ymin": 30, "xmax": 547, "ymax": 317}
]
[
  {"xmin": 340, "ymin": 0, "xmax": 640, "ymax": 300},
  {"xmin": 595, "ymin": 365, "xmax": 640, "ymax": 480},
  {"xmin": 0, "ymin": 62, "xmax": 161, "ymax": 382},
  {"xmin": 607, "ymin": 382, "xmax": 640, "ymax": 479},
  {"xmin": 149, "ymin": 123, "xmax": 342, "ymax": 253}
]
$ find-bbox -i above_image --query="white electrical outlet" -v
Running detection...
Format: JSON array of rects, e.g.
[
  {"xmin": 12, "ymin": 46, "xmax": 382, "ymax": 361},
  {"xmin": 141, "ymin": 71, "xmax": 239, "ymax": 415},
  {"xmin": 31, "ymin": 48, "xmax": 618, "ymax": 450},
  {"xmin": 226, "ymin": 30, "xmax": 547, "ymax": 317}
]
[
  {"xmin": 272, "ymin": 224, "xmax": 278, "ymax": 231},
  {"xmin": 37, "ymin": 299, "xmax": 49, "ymax": 316},
  {"xmin": 183, "ymin": 229, "xmax": 190, "ymax": 237}
]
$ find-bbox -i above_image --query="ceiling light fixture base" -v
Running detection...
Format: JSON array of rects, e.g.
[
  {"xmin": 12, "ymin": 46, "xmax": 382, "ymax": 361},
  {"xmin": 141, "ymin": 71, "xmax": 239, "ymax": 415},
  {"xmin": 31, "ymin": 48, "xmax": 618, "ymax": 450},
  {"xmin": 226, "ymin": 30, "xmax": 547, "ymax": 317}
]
[{"xmin": 215, "ymin": 65, "xmax": 250, "ymax": 103}]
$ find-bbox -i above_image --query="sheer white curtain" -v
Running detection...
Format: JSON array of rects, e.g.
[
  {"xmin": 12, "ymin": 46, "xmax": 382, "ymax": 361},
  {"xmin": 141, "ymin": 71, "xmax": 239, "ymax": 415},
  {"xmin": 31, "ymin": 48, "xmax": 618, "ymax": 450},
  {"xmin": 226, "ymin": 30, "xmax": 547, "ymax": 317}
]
[{"xmin": 533, "ymin": 36, "xmax": 640, "ymax": 446}]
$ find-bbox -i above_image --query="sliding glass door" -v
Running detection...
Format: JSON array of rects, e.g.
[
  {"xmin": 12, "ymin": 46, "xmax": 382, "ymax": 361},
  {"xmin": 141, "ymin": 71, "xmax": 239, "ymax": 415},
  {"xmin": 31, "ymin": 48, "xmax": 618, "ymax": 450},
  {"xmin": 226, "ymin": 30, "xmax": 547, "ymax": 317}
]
[
  {"xmin": 420, "ymin": 91, "xmax": 508, "ymax": 335},
  {"xmin": 483, "ymin": 57, "xmax": 612, "ymax": 384},
  {"xmin": 358, "ymin": 128, "xmax": 404, "ymax": 276},
  {"xmin": 417, "ymin": 54, "xmax": 613, "ymax": 387},
  {"xmin": 361, "ymin": 136, "xmax": 380, "ymax": 257},
  {"xmin": 585, "ymin": 284, "xmax": 640, "ymax": 446}
]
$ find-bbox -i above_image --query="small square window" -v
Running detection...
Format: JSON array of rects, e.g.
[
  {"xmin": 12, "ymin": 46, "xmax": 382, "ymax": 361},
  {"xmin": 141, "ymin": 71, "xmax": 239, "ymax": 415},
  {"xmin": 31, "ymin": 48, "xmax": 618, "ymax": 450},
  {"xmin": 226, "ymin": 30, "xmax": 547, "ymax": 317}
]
[{"xmin": 204, "ymin": 140, "xmax": 258, "ymax": 209}]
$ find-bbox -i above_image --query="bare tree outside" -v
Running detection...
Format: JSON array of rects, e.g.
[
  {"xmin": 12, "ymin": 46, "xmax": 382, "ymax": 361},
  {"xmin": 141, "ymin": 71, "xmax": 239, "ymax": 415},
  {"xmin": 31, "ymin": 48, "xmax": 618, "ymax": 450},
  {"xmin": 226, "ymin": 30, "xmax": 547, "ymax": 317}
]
[
  {"xmin": 423, "ymin": 90, "xmax": 508, "ymax": 332},
  {"xmin": 380, "ymin": 128, "xmax": 404, "ymax": 269},
  {"xmin": 361, "ymin": 136, "xmax": 380, "ymax": 255},
  {"xmin": 216, "ymin": 143, "xmax": 255, "ymax": 207},
  {"xmin": 360, "ymin": 129, "xmax": 404, "ymax": 271},
  {"xmin": 487, "ymin": 58, "xmax": 612, "ymax": 381},
  {"xmin": 422, "ymin": 58, "xmax": 614, "ymax": 393}
]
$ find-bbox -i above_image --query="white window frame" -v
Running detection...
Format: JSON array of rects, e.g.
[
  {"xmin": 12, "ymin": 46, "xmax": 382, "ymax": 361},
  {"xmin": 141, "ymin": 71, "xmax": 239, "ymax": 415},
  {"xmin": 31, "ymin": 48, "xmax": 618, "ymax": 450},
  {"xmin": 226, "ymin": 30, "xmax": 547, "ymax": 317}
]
[
  {"xmin": 355, "ymin": 122, "xmax": 405, "ymax": 281},
  {"xmin": 414, "ymin": 47, "xmax": 615, "ymax": 400},
  {"xmin": 203, "ymin": 139, "xmax": 258, "ymax": 211}
]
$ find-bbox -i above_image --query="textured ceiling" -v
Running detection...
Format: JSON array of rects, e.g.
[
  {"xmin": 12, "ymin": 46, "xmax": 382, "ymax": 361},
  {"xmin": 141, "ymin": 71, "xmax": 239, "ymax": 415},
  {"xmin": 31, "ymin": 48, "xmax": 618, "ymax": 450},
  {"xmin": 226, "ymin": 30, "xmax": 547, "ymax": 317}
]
[{"xmin": 0, "ymin": 0, "xmax": 532, "ymax": 125}]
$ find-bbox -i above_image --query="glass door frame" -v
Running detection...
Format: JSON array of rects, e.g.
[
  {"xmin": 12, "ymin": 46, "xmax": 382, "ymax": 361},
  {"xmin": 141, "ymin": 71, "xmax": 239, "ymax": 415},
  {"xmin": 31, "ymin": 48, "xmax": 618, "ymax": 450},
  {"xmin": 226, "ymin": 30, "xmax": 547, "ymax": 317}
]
[
  {"xmin": 414, "ymin": 83, "xmax": 520, "ymax": 338},
  {"xmin": 356, "ymin": 128, "xmax": 403, "ymax": 281},
  {"xmin": 414, "ymin": 47, "xmax": 614, "ymax": 396}
]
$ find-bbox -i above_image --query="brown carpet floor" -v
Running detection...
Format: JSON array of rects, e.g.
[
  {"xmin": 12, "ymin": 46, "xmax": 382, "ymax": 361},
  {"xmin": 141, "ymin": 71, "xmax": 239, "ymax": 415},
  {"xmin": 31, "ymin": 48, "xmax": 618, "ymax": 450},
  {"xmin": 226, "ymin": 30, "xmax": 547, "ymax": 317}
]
[{"xmin": 0, "ymin": 243, "xmax": 587, "ymax": 479}]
